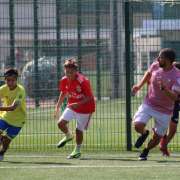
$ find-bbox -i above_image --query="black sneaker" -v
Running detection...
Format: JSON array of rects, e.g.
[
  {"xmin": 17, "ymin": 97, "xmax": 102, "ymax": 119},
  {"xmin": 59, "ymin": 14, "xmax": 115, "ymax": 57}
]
[
  {"xmin": 135, "ymin": 130, "xmax": 149, "ymax": 148},
  {"xmin": 139, "ymin": 148, "xmax": 149, "ymax": 161}
]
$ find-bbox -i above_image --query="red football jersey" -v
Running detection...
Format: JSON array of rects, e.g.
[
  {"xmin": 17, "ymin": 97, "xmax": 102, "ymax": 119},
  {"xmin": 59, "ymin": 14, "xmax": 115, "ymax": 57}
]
[{"xmin": 59, "ymin": 72, "xmax": 95, "ymax": 113}]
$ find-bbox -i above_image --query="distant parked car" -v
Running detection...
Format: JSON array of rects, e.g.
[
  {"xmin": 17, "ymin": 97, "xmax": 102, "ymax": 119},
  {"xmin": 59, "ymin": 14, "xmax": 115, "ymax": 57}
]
[{"xmin": 21, "ymin": 56, "xmax": 60, "ymax": 99}]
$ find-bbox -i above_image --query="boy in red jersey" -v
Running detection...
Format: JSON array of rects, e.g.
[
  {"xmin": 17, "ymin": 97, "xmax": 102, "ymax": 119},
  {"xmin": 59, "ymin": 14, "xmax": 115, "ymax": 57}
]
[{"xmin": 54, "ymin": 58, "xmax": 95, "ymax": 159}]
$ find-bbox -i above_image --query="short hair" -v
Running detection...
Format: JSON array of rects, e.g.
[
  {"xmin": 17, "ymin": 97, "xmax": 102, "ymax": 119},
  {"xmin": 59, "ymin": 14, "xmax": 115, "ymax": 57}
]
[
  {"xmin": 174, "ymin": 62, "xmax": 180, "ymax": 70},
  {"xmin": 4, "ymin": 68, "xmax": 18, "ymax": 79},
  {"xmin": 63, "ymin": 58, "xmax": 78, "ymax": 70},
  {"xmin": 160, "ymin": 48, "xmax": 176, "ymax": 63}
]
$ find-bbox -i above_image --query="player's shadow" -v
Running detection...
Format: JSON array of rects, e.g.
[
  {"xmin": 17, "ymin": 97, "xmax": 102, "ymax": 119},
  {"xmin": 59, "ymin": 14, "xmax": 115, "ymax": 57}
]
[
  {"xmin": 3, "ymin": 160, "xmax": 71, "ymax": 166},
  {"xmin": 157, "ymin": 160, "xmax": 180, "ymax": 163},
  {"xmin": 80, "ymin": 157, "xmax": 138, "ymax": 161}
]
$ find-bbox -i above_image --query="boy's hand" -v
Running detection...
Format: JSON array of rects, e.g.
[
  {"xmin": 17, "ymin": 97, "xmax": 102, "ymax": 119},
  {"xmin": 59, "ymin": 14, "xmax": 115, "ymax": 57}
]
[
  {"xmin": 67, "ymin": 103, "xmax": 79, "ymax": 110},
  {"xmin": 132, "ymin": 85, "xmax": 140, "ymax": 95}
]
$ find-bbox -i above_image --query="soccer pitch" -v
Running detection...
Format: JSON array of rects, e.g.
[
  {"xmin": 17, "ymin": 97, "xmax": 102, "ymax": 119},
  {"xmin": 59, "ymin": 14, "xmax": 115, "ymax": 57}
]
[
  {"xmin": 2, "ymin": 98, "xmax": 180, "ymax": 180},
  {"xmin": 1, "ymin": 152, "xmax": 180, "ymax": 180},
  {"xmin": 10, "ymin": 98, "xmax": 130, "ymax": 151},
  {"xmin": 9, "ymin": 97, "xmax": 180, "ymax": 152}
]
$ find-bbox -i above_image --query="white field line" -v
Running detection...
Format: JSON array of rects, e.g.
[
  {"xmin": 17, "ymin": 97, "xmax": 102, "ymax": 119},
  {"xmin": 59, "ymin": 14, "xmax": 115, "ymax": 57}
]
[
  {"xmin": 1, "ymin": 154, "xmax": 180, "ymax": 169},
  {"xmin": 11, "ymin": 143, "xmax": 117, "ymax": 147},
  {"xmin": 4, "ymin": 154, "xmax": 133, "ymax": 158},
  {"xmin": 5, "ymin": 153, "xmax": 180, "ymax": 158},
  {"xmin": 1, "ymin": 164, "xmax": 180, "ymax": 169}
]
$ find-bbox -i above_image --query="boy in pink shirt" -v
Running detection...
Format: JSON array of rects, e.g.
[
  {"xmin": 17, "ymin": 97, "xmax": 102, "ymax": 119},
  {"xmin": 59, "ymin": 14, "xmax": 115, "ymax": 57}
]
[{"xmin": 132, "ymin": 48, "xmax": 180, "ymax": 160}]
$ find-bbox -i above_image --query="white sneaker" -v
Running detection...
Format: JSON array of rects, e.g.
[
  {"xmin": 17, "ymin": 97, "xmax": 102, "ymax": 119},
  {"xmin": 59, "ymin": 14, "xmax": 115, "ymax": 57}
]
[{"xmin": 0, "ymin": 154, "xmax": 4, "ymax": 161}]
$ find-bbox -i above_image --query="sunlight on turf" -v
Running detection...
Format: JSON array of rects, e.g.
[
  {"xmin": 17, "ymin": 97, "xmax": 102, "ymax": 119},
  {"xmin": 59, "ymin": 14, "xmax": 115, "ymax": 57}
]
[{"xmin": 1, "ymin": 152, "xmax": 180, "ymax": 180}]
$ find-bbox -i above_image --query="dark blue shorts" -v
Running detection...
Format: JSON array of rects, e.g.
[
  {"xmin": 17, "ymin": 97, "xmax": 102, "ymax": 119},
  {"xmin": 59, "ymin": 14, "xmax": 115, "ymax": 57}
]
[
  {"xmin": 0, "ymin": 119, "xmax": 22, "ymax": 139},
  {"xmin": 171, "ymin": 101, "xmax": 180, "ymax": 124}
]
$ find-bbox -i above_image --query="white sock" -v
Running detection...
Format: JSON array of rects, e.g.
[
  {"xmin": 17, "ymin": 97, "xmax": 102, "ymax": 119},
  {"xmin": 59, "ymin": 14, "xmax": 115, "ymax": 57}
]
[{"xmin": 76, "ymin": 144, "xmax": 81, "ymax": 151}]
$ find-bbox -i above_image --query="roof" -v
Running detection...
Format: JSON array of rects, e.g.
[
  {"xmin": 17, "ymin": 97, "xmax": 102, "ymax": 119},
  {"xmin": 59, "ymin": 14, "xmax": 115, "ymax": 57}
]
[
  {"xmin": 0, "ymin": 29, "xmax": 111, "ymax": 41},
  {"xmin": 134, "ymin": 19, "xmax": 180, "ymax": 37},
  {"xmin": 143, "ymin": 19, "xmax": 180, "ymax": 30}
]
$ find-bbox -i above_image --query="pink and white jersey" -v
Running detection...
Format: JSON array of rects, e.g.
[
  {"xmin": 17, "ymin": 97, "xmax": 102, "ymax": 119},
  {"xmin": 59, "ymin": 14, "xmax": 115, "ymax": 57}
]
[{"xmin": 144, "ymin": 61, "xmax": 180, "ymax": 115}]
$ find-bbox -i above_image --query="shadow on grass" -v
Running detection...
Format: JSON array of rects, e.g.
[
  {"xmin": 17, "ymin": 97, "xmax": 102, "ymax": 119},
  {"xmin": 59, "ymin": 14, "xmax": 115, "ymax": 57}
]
[
  {"xmin": 80, "ymin": 157, "xmax": 138, "ymax": 161},
  {"xmin": 157, "ymin": 160, "xmax": 180, "ymax": 163},
  {"xmin": 3, "ymin": 160, "xmax": 71, "ymax": 166}
]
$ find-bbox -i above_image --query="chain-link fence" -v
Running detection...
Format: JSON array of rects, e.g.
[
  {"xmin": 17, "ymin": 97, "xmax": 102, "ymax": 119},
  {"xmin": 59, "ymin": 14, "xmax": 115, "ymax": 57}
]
[{"xmin": 0, "ymin": 0, "xmax": 180, "ymax": 152}]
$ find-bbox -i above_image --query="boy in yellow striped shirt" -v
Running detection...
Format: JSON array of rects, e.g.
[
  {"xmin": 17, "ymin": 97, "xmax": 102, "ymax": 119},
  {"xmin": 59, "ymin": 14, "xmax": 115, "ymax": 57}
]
[{"xmin": 0, "ymin": 68, "xmax": 26, "ymax": 161}]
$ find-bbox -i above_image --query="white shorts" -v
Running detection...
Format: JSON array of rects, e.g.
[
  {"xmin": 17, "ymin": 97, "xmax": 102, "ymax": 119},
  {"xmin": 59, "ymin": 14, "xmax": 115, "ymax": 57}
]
[
  {"xmin": 59, "ymin": 108, "xmax": 92, "ymax": 131},
  {"xmin": 133, "ymin": 103, "xmax": 171, "ymax": 136}
]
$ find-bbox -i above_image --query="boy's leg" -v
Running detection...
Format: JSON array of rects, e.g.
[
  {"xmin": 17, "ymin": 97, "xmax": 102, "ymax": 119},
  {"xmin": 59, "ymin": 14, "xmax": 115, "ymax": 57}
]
[
  {"xmin": 67, "ymin": 129, "xmax": 83, "ymax": 159},
  {"xmin": 0, "ymin": 120, "xmax": 7, "ymax": 145},
  {"xmin": 139, "ymin": 132, "xmax": 161, "ymax": 160},
  {"xmin": 167, "ymin": 120, "xmax": 178, "ymax": 143},
  {"xmin": 57, "ymin": 108, "xmax": 74, "ymax": 148},
  {"xmin": 0, "ymin": 135, "xmax": 11, "ymax": 155},
  {"xmin": 0, "ymin": 132, "xmax": 4, "ymax": 158},
  {"xmin": 134, "ymin": 122, "xmax": 149, "ymax": 148},
  {"xmin": 0, "ymin": 135, "xmax": 9, "ymax": 161},
  {"xmin": 133, "ymin": 104, "xmax": 151, "ymax": 148},
  {"xmin": 57, "ymin": 119, "xmax": 73, "ymax": 148},
  {"xmin": 0, "ymin": 133, "xmax": 3, "ymax": 145},
  {"xmin": 160, "ymin": 101, "xmax": 179, "ymax": 156},
  {"xmin": 76, "ymin": 129, "xmax": 83, "ymax": 146},
  {"xmin": 160, "ymin": 120, "xmax": 177, "ymax": 156},
  {"xmin": 0, "ymin": 120, "xmax": 9, "ymax": 160},
  {"xmin": 0, "ymin": 120, "xmax": 22, "ymax": 161},
  {"xmin": 67, "ymin": 113, "xmax": 91, "ymax": 159},
  {"xmin": 139, "ymin": 109, "xmax": 170, "ymax": 160}
]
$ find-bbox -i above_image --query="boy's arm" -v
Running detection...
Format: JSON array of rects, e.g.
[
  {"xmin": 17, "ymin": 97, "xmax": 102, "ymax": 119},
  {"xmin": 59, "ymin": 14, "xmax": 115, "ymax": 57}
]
[
  {"xmin": 132, "ymin": 71, "xmax": 151, "ymax": 95},
  {"xmin": 0, "ymin": 101, "xmax": 19, "ymax": 111},
  {"xmin": 0, "ymin": 89, "xmax": 26, "ymax": 111},
  {"xmin": 54, "ymin": 92, "xmax": 66, "ymax": 118}
]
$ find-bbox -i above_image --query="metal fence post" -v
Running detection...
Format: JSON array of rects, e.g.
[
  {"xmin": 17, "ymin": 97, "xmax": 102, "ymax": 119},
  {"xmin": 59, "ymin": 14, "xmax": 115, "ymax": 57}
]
[
  {"xmin": 110, "ymin": 0, "xmax": 119, "ymax": 99},
  {"xmin": 77, "ymin": 0, "xmax": 82, "ymax": 71},
  {"xmin": 56, "ymin": 0, "xmax": 62, "ymax": 93},
  {"xmin": 96, "ymin": 0, "xmax": 101, "ymax": 100},
  {"xmin": 125, "ymin": 1, "xmax": 132, "ymax": 151},
  {"xmin": 9, "ymin": 0, "xmax": 15, "ymax": 67},
  {"xmin": 33, "ymin": 0, "xmax": 40, "ymax": 107}
]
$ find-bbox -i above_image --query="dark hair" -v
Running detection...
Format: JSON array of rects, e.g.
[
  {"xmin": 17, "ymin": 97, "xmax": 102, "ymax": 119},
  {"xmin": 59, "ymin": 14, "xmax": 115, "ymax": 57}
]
[
  {"xmin": 160, "ymin": 48, "xmax": 176, "ymax": 63},
  {"xmin": 63, "ymin": 58, "xmax": 78, "ymax": 70},
  {"xmin": 174, "ymin": 62, "xmax": 180, "ymax": 70},
  {"xmin": 4, "ymin": 68, "xmax": 19, "ymax": 78}
]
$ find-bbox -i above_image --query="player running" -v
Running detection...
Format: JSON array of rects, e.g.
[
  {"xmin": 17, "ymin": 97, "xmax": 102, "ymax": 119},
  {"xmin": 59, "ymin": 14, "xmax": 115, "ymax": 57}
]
[{"xmin": 54, "ymin": 58, "xmax": 95, "ymax": 159}]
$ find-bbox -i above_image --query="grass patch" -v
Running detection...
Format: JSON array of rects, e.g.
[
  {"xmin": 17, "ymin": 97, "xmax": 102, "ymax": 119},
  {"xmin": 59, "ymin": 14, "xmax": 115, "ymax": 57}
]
[{"xmin": 1, "ymin": 152, "xmax": 180, "ymax": 180}]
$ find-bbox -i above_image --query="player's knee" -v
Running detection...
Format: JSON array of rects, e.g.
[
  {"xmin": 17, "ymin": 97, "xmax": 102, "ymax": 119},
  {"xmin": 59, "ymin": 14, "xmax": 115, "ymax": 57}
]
[
  {"xmin": 170, "ymin": 121, "xmax": 178, "ymax": 133},
  {"xmin": 57, "ymin": 119, "xmax": 67, "ymax": 129},
  {"xmin": 134, "ymin": 122, "xmax": 145, "ymax": 134},
  {"xmin": 76, "ymin": 128, "xmax": 83, "ymax": 134},
  {"xmin": 152, "ymin": 133, "xmax": 161, "ymax": 144},
  {"xmin": 2, "ymin": 136, "xmax": 11, "ymax": 147}
]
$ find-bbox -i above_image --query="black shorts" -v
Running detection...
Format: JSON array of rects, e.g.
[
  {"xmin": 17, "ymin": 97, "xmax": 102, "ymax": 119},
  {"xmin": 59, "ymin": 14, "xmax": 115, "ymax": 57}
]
[{"xmin": 171, "ymin": 101, "xmax": 180, "ymax": 124}]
